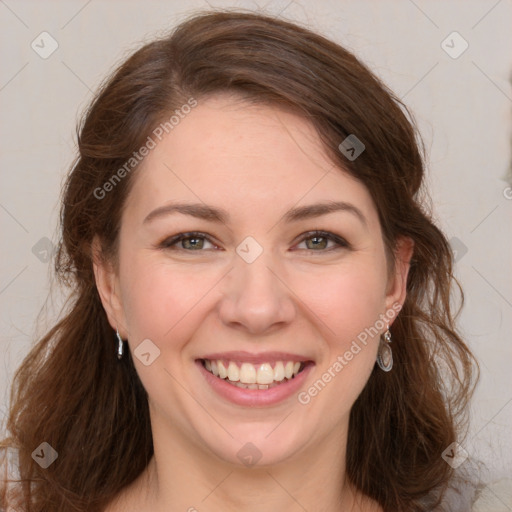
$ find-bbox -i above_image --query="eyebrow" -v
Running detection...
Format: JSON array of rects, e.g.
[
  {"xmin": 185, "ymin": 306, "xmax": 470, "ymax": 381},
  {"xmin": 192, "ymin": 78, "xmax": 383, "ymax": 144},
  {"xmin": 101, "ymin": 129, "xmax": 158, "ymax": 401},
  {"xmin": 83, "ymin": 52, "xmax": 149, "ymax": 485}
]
[{"xmin": 143, "ymin": 200, "xmax": 368, "ymax": 227}]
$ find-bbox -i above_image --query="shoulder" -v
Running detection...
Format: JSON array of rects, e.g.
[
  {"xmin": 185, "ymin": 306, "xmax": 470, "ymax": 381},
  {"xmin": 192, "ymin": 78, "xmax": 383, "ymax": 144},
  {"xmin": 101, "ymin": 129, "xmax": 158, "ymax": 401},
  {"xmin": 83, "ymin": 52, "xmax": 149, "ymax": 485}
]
[{"xmin": 423, "ymin": 464, "xmax": 482, "ymax": 512}]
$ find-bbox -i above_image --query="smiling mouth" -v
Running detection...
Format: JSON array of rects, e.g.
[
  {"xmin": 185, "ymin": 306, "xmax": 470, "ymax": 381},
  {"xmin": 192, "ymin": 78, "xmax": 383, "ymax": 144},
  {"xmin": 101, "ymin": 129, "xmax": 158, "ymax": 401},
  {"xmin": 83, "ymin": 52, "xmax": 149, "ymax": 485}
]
[{"xmin": 199, "ymin": 358, "xmax": 311, "ymax": 390}]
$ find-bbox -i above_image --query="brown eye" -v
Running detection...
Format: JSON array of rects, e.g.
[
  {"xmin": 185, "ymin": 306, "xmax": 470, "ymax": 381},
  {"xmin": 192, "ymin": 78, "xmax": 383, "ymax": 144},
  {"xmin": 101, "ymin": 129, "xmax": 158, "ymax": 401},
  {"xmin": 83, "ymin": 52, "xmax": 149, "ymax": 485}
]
[
  {"xmin": 159, "ymin": 232, "xmax": 217, "ymax": 251},
  {"xmin": 305, "ymin": 235, "xmax": 329, "ymax": 250},
  {"xmin": 180, "ymin": 236, "xmax": 206, "ymax": 250},
  {"xmin": 295, "ymin": 231, "xmax": 349, "ymax": 252}
]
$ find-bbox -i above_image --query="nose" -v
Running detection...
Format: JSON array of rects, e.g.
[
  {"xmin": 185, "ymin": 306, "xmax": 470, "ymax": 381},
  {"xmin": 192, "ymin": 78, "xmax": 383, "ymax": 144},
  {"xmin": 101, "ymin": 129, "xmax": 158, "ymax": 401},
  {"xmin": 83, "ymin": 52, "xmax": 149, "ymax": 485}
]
[{"xmin": 217, "ymin": 249, "xmax": 296, "ymax": 336}]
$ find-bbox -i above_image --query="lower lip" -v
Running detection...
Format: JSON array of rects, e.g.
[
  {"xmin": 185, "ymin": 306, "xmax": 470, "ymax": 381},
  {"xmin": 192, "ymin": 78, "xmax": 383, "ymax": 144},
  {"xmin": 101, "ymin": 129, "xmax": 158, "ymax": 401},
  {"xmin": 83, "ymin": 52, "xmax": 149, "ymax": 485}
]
[{"xmin": 196, "ymin": 360, "xmax": 314, "ymax": 407}]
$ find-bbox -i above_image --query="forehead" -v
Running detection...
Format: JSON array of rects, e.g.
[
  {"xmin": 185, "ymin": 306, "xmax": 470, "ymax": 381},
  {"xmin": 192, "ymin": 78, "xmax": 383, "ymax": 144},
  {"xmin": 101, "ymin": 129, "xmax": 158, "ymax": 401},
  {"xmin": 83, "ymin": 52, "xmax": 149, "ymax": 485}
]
[{"xmin": 123, "ymin": 94, "xmax": 378, "ymax": 227}]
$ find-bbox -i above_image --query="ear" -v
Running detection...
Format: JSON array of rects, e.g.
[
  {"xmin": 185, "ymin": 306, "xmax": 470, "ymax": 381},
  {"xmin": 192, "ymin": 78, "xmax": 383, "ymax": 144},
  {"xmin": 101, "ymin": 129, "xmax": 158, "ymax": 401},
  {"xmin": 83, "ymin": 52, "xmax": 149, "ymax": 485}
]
[
  {"xmin": 384, "ymin": 236, "xmax": 414, "ymax": 323},
  {"xmin": 92, "ymin": 235, "xmax": 128, "ymax": 338}
]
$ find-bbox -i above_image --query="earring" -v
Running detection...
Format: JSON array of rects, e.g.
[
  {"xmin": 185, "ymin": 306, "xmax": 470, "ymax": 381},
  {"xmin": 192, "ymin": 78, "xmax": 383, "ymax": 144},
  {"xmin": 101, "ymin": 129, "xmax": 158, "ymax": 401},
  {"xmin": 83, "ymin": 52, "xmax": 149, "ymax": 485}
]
[
  {"xmin": 116, "ymin": 328, "xmax": 124, "ymax": 360},
  {"xmin": 376, "ymin": 325, "xmax": 393, "ymax": 372}
]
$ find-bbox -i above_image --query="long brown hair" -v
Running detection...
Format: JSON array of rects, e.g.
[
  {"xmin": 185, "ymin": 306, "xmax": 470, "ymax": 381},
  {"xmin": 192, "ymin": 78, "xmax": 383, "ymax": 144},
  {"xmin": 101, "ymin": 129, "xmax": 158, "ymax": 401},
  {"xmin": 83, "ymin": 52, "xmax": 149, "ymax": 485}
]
[{"xmin": 1, "ymin": 9, "xmax": 478, "ymax": 511}]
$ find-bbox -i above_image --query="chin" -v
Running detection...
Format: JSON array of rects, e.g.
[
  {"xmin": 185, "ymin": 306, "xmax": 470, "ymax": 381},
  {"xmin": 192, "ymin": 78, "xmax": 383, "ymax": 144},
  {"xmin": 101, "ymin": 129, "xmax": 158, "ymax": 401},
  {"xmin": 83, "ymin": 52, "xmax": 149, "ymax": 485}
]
[{"xmin": 199, "ymin": 419, "xmax": 306, "ymax": 468}]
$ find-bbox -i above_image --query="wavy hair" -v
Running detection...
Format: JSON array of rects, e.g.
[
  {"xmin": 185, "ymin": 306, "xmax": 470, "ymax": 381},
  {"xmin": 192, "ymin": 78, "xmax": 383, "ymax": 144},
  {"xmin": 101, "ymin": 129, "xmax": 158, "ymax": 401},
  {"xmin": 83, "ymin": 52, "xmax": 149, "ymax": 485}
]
[{"xmin": 1, "ymin": 10, "xmax": 478, "ymax": 511}]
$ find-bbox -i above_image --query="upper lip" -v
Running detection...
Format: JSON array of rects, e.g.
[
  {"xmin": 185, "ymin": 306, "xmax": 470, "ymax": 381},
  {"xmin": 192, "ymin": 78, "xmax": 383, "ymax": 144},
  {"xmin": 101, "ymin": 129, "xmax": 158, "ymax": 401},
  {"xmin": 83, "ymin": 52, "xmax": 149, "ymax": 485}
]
[{"xmin": 198, "ymin": 351, "xmax": 313, "ymax": 365}]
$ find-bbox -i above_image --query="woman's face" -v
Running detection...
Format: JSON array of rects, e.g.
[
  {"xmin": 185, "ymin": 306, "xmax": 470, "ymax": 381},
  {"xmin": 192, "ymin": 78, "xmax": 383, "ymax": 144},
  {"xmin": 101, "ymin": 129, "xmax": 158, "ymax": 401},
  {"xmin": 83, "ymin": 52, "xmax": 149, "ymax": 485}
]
[{"xmin": 95, "ymin": 94, "xmax": 410, "ymax": 468}]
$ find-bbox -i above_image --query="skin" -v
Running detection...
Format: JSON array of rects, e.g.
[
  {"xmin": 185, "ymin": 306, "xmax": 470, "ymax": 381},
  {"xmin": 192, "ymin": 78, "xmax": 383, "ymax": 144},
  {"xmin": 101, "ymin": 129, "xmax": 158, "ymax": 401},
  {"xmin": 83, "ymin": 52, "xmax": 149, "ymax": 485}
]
[{"xmin": 94, "ymin": 94, "xmax": 413, "ymax": 512}]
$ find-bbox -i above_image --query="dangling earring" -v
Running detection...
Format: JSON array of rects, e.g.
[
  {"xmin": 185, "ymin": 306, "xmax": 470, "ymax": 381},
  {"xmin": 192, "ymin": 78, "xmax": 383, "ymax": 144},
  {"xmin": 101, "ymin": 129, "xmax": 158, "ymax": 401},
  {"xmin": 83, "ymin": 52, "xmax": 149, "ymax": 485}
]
[
  {"xmin": 376, "ymin": 325, "xmax": 393, "ymax": 372},
  {"xmin": 116, "ymin": 327, "xmax": 124, "ymax": 360}
]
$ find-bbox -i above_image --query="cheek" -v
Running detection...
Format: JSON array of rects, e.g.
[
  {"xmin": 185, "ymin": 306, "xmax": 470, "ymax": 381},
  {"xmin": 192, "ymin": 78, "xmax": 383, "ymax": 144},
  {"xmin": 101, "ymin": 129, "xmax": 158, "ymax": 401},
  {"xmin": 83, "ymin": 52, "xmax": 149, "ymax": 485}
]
[
  {"xmin": 119, "ymin": 235, "xmax": 389, "ymax": 346},
  {"xmin": 119, "ymin": 255, "xmax": 202, "ymax": 343},
  {"xmin": 294, "ymin": 263, "xmax": 387, "ymax": 418},
  {"xmin": 297, "ymin": 260, "xmax": 388, "ymax": 345},
  {"xmin": 118, "ymin": 256, "xmax": 210, "ymax": 409}
]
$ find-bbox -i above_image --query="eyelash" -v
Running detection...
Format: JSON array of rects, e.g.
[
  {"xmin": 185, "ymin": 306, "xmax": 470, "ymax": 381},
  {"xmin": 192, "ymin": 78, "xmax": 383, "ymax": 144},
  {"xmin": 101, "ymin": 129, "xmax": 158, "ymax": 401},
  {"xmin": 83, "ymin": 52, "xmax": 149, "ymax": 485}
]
[{"xmin": 158, "ymin": 230, "xmax": 350, "ymax": 253}]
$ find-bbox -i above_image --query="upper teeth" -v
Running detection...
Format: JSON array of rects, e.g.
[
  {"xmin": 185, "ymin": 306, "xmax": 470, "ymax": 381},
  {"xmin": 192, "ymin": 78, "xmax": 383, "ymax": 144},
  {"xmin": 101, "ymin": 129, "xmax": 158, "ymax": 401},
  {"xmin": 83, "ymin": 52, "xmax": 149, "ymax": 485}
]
[{"xmin": 204, "ymin": 359, "xmax": 302, "ymax": 385}]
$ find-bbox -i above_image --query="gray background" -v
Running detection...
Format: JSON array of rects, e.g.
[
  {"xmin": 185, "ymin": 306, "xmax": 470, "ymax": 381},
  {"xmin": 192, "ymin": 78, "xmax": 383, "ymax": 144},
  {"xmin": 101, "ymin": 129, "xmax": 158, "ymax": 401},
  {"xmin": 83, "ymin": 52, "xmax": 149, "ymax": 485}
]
[{"xmin": 1, "ymin": 0, "xmax": 511, "ymax": 508}]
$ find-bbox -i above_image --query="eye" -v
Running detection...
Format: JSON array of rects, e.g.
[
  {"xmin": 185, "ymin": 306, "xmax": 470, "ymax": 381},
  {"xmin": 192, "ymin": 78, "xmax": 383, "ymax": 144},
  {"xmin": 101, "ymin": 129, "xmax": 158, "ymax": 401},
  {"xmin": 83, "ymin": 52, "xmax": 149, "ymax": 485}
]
[
  {"xmin": 158, "ymin": 230, "xmax": 350, "ymax": 253},
  {"xmin": 293, "ymin": 231, "xmax": 349, "ymax": 252},
  {"xmin": 158, "ymin": 232, "xmax": 218, "ymax": 251}
]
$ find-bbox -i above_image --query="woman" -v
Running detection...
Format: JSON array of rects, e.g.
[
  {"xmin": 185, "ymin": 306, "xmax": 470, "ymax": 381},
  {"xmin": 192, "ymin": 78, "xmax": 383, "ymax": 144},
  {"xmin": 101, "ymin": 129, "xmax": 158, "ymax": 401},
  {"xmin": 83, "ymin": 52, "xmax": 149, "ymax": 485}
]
[{"xmin": 0, "ymin": 10, "xmax": 478, "ymax": 512}]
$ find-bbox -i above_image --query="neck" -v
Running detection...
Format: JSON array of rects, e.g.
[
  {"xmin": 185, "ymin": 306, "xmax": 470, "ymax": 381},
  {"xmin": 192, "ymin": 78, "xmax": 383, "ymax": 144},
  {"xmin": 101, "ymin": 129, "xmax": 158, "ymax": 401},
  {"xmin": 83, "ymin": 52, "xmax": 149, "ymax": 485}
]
[{"xmin": 127, "ymin": 416, "xmax": 365, "ymax": 512}]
